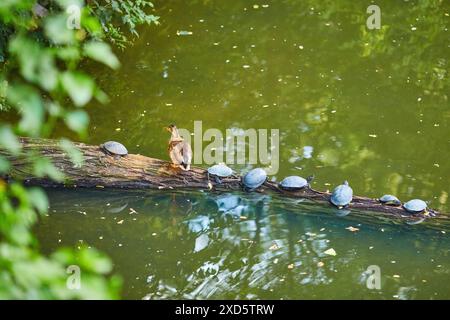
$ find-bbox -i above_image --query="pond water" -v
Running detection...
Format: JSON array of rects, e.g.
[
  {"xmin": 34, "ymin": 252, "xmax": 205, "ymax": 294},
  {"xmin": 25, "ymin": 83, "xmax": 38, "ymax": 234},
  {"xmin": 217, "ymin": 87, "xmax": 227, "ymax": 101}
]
[
  {"xmin": 39, "ymin": 1, "xmax": 450, "ymax": 299},
  {"xmin": 37, "ymin": 189, "xmax": 450, "ymax": 299}
]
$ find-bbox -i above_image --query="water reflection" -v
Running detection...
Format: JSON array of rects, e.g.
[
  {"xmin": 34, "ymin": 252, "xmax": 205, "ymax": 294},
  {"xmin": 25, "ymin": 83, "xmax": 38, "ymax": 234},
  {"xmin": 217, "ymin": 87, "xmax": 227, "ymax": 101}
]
[{"xmin": 36, "ymin": 189, "xmax": 450, "ymax": 300}]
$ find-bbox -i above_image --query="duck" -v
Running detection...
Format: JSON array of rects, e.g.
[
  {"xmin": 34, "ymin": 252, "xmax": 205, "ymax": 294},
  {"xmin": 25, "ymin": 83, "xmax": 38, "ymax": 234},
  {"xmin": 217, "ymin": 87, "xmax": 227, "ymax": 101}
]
[{"xmin": 165, "ymin": 124, "xmax": 192, "ymax": 171}]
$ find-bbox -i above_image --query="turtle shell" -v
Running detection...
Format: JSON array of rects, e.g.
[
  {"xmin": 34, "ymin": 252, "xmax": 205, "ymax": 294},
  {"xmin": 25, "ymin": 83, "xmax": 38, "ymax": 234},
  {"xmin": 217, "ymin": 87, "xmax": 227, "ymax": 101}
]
[
  {"xmin": 101, "ymin": 141, "xmax": 128, "ymax": 156},
  {"xmin": 243, "ymin": 168, "xmax": 267, "ymax": 190},
  {"xmin": 207, "ymin": 164, "xmax": 233, "ymax": 177},
  {"xmin": 379, "ymin": 194, "xmax": 401, "ymax": 206},
  {"xmin": 330, "ymin": 181, "xmax": 353, "ymax": 207},
  {"xmin": 403, "ymin": 199, "xmax": 427, "ymax": 213},
  {"xmin": 279, "ymin": 176, "xmax": 308, "ymax": 190}
]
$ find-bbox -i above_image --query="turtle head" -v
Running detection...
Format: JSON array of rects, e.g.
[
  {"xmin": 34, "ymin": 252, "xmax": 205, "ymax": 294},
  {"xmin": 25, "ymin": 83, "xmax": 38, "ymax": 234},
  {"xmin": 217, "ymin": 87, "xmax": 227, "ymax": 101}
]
[
  {"xmin": 343, "ymin": 180, "xmax": 349, "ymax": 186},
  {"xmin": 306, "ymin": 175, "xmax": 315, "ymax": 183}
]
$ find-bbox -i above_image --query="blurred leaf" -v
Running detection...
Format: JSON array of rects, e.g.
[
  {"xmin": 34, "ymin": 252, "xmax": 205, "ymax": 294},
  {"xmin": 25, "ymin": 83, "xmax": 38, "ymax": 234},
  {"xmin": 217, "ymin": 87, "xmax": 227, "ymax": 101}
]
[
  {"xmin": 84, "ymin": 41, "xmax": 120, "ymax": 69},
  {"xmin": 0, "ymin": 156, "xmax": 10, "ymax": 173},
  {"xmin": 46, "ymin": 101, "xmax": 62, "ymax": 117},
  {"xmin": 6, "ymin": 84, "xmax": 44, "ymax": 136},
  {"xmin": 0, "ymin": 125, "xmax": 21, "ymax": 154},
  {"xmin": 9, "ymin": 36, "xmax": 58, "ymax": 91},
  {"xmin": 59, "ymin": 138, "xmax": 84, "ymax": 167},
  {"xmin": 44, "ymin": 14, "xmax": 75, "ymax": 45},
  {"xmin": 56, "ymin": 46, "xmax": 80, "ymax": 62},
  {"xmin": 94, "ymin": 88, "xmax": 109, "ymax": 104},
  {"xmin": 33, "ymin": 157, "xmax": 64, "ymax": 182},
  {"xmin": 65, "ymin": 110, "xmax": 89, "ymax": 134},
  {"xmin": 61, "ymin": 72, "xmax": 94, "ymax": 107},
  {"xmin": 27, "ymin": 187, "xmax": 48, "ymax": 214},
  {"xmin": 56, "ymin": 0, "xmax": 85, "ymax": 9},
  {"xmin": 79, "ymin": 247, "xmax": 113, "ymax": 274},
  {"xmin": 80, "ymin": 11, "xmax": 103, "ymax": 36}
]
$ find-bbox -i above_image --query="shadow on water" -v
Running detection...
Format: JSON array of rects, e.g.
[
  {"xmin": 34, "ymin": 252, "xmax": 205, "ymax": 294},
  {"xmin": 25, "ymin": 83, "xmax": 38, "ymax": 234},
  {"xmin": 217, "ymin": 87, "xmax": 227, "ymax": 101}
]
[{"xmin": 36, "ymin": 189, "xmax": 450, "ymax": 299}]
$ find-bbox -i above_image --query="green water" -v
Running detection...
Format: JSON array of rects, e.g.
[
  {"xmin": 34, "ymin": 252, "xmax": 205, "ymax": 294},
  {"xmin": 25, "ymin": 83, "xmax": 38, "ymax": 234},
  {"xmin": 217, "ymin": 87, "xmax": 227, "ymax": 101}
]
[{"xmin": 38, "ymin": 1, "xmax": 450, "ymax": 299}]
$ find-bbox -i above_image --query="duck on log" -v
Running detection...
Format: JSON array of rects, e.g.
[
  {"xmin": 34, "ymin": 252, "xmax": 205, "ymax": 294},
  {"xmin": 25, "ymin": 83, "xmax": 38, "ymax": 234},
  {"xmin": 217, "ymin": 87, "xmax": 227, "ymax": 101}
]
[{"xmin": 1, "ymin": 137, "xmax": 448, "ymax": 223}]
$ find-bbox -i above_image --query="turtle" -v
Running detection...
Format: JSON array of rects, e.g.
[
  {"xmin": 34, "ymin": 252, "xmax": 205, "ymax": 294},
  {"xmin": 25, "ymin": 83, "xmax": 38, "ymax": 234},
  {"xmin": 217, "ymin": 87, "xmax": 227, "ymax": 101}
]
[
  {"xmin": 279, "ymin": 175, "xmax": 314, "ymax": 191},
  {"xmin": 378, "ymin": 194, "xmax": 401, "ymax": 206},
  {"xmin": 207, "ymin": 164, "xmax": 233, "ymax": 184},
  {"xmin": 330, "ymin": 180, "xmax": 353, "ymax": 209},
  {"xmin": 242, "ymin": 168, "xmax": 267, "ymax": 191},
  {"xmin": 403, "ymin": 199, "xmax": 428, "ymax": 214},
  {"xmin": 100, "ymin": 141, "xmax": 128, "ymax": 158}
]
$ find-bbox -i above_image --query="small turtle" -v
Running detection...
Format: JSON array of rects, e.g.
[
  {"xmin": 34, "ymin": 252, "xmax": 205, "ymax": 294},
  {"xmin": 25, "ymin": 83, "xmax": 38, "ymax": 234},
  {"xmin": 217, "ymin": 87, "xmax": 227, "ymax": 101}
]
[
  {"xmin": 207, "ymin": 164, "xmax": 233, "ymax": 184},
  {"xmin": 242, "ymin": 168, "xmax": 267, "ymax": 191},
  {"xmin": 330, "ymin": 181, "xmax": 353, "ymax": 209},
  {"xmin": 379, "ymin": 194, "xmax": 401, "ymax": 206},
  {"xmin": 100, "ymin": 141, "xmax": 128, "ymax": 158},
  {"xmin": 279, "ymin": 175, "xmax": 314, "ymax": 191},
  {"xmin": 403, "ymin": 199, "xmax": 428, "ymax": 214}
]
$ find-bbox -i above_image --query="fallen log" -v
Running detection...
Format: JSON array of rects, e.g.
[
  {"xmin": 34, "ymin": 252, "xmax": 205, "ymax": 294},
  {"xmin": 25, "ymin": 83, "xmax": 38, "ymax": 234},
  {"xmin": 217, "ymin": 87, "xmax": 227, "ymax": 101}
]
[{"xmin": 1, "ymin": 137, "xmax": 448, "ymax": 224}]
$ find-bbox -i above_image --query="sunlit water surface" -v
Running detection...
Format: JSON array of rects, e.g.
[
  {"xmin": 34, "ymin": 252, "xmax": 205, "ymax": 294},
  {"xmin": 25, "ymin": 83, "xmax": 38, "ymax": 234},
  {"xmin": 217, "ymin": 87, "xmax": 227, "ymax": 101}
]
[{"xmin": 39, "ymin": 0, "xmax": 450, "ymax": 299}]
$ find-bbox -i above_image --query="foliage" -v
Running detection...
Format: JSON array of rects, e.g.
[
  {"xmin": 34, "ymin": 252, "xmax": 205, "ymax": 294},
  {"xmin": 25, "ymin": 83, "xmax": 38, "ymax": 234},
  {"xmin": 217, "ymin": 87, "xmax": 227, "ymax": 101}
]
[
  {"xmin": 0, "ymin": 0, "xmax": 157, "ymax": 299},
  {"xmin": 89, "ymin": 0, "xmax": 159, "ymax": 49}
]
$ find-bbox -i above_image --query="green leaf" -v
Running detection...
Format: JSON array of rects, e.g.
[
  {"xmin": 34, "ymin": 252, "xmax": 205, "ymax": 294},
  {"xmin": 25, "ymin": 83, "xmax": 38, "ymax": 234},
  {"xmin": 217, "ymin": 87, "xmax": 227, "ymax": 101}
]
[
  {"xmin": 65, "ymin": 110, "xmax": 89, "ymax": 134},
  {"xmin": 59, "ymin": 139, "xmax": 84, "ymax": 167},
  {"xmin": 84, "ymin": 41, "xmax": 120, "ymax": 69},
  {"xmin": 60, "ymin": 72, "xmax": 95, "ymax": 107},
  {"xmin": 44, "ymin": 14, "xmax": 75, "ymax": 45},
  {"xmin": 0, "ymin": 125, "xmax": 21, "ymax": 154},
  {"xmin": 0, "ymin": 156, "xmax": 10, "ymax": 173},
  {"xmin": 9, "ymin": 36, "xmax": 58, "ymax": 91},
  {"xmin": 33, "ymin": 157, "xmax": 64, "ymax": 182},
  {"xmin": 79, "ymin": 248, "xmax": 113, "ymax": 274},
  {"xmin": 56, "ymin": 0, "xmax": 85, "ymax": 9},
  {"xmin": 56, "ymin": 46, "xmax": 80, "ymax": 62},
  {"xmin": 6, "ymin": 84, "xmax": 44, "ymax": 136},
  {"xmin": 27, "ymin": 188, "xmax": 48, "ymax": 214},
  {"xmin": 94, "ymin": 88, "xmax": 109, "ymax": 104}
]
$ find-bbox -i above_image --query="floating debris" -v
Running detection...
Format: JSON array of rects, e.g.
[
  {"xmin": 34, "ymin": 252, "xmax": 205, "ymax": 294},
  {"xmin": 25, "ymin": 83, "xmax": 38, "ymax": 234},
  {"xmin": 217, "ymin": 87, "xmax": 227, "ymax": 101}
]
[
  {"xmin": 346, "ymin": 226, "xmax": 360, "ymax": 232},
  {"xmin": 117, "ymin": 219, "xmax": 124, "ymax": 224},
  {"xmin": 287, "ymin": 263, "xmax": 294, "ymax": 269},
  {"xmin": 324, "ymin": 248, "xmax": 337, "ymax": 256},
  {"xmin": 176, "ymin": 30, "xmax": 193, "ymax": 36},
  {"xmin": 317, "ymin": 261, "xmax": 325, "ymax": 267}
]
